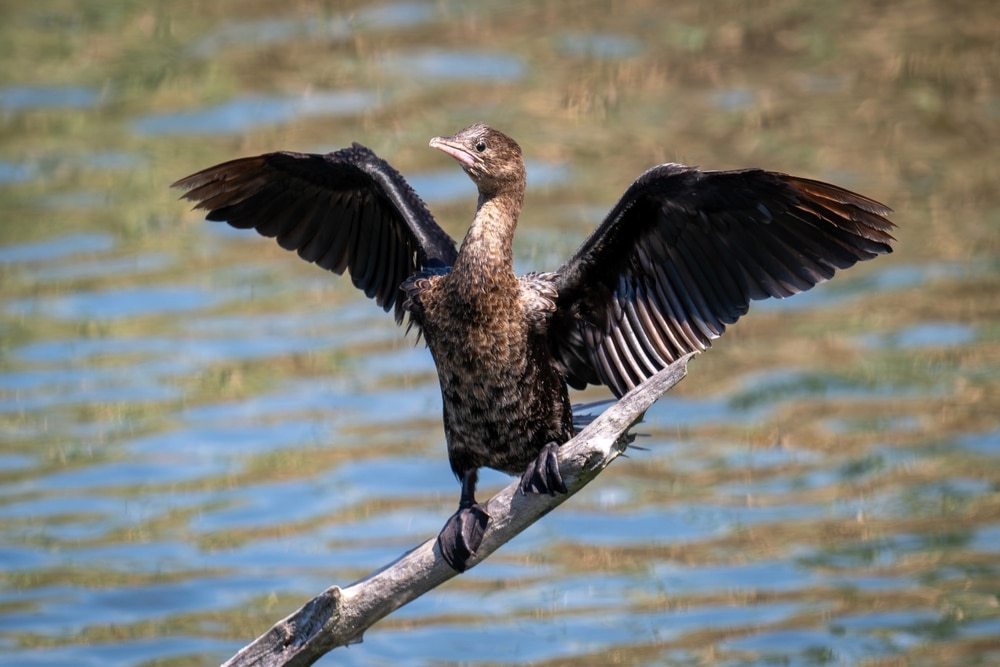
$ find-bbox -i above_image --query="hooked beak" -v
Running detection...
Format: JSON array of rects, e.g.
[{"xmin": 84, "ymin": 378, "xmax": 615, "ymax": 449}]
[{"xmin": 429, "ymin": 135, "xmax": 479, "ymax": 170}]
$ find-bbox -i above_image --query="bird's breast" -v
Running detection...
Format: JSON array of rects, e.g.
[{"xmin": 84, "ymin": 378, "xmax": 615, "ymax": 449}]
[
  {"xmin": 420, "ymin": 278, "xmax": 530, "ymax": 380},
  {"xmin": 414, "ymin": 274, "xmax": 573, "ymax": 474}
]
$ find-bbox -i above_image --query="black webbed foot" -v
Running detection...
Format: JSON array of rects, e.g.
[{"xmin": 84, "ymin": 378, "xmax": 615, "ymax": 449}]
[
  {"xmin": 437, "ymin": 502, "xmax": 490, "ymax": 572},
  {"xmin": 519, "ymin": 441, "xmax": 567, "ymax": 496}
]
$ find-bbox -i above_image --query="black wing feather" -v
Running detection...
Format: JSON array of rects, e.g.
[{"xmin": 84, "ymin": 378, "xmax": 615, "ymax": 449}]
[
  {"xmin": 275, "ymin": 197, "xmax": 323, "ymax": 252},
  {"xmin": 172, "ymin": 145, "xmax": 458, "ymax": 323},
  {"xmin": 551, "ymin": 164, "xmax": 895, "ymax": 396}
]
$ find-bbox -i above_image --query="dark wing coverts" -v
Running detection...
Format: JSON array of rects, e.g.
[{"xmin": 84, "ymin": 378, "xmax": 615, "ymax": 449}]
[
  {"xmin": 551, "ymin": 164, "xmax": 896, "ymax": 396},
  {"xmin": 172, "ymin": 145, "xmax": 458, "ymax": 322}
]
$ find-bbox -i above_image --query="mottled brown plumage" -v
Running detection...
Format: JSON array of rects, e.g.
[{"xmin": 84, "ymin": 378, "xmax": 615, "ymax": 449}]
[
  {"xmin": 172, "ymin": 123, "xmax": 896, "ymax": 571},
  {"xmin": 404, "ymin": 131, "xmax": 572, "ymax": 481}
]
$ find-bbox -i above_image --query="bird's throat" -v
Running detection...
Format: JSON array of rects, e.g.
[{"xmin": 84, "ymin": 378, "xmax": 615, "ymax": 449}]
[{"xmin": 451, "ymin": 191, "xmax": 522, "ymax": 284}]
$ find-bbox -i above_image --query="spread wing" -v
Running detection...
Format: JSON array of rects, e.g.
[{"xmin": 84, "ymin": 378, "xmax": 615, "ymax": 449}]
[
  {"xmin": 550, "ymin": 164, "xmax": 896, "ymax": 396},
  {"xmin": 172, "ymin": 144, "xmax": 458, "ymax": 322}
]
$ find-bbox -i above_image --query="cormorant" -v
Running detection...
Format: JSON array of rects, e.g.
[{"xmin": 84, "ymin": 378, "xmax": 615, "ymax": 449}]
[{"xmin": 173, "ymin": 123, "xmax": 895, "ymax": 571}]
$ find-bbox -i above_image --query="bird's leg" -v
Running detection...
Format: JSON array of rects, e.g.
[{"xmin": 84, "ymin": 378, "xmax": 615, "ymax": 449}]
[
  {"xmin": 437, "ymin": 468, "xmax": 490, "ymax": 572},
  {"xmin": 519, "ymin": 441, "xmax": 567, "ymax": 496}
]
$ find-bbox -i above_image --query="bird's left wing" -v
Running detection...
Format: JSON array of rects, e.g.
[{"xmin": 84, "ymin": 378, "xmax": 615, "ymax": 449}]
[
  {"xmin": 172, "ymin": 144, "xmax": 458, "ymax": 323},
  {"xmin": 549, "ymin": 164, "xmax": 896, "ymax": 396}
]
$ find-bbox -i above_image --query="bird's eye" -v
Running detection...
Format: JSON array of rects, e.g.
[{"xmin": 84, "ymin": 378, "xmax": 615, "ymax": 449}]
[{"xmin": 475, "ymin": 141, "xmax": 486, "ymax": 152}]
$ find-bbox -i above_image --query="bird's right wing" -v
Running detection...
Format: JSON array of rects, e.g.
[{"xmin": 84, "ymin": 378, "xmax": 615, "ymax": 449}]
[{"xmin": 172, "ymin": 144, "xmax": 458, "ymax": 322}]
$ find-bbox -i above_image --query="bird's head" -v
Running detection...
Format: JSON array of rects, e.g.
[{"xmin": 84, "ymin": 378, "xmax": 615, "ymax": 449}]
[{"xmin": 429, "ymin": 123, "xmax": 525, "ymax": 197}]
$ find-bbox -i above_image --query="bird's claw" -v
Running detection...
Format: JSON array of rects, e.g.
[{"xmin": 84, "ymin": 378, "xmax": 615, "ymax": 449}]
[
  {"xmin": 519, "ymin": 441, "xmax": 567, "ymax": 496},
  {"xmin": 437, "ymin": 502, "xmax": 490, "ymax": 572}
]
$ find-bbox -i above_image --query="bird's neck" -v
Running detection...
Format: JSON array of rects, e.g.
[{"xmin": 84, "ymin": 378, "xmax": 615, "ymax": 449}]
[{"xmin": 451, "ymin": 188, "xmax": 524, "ymax": 285}]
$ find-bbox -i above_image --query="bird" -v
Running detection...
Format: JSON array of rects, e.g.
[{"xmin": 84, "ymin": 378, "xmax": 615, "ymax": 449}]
[{"xmin": 172, "ymin": 123, "xmax": 895, "ymax": 571}]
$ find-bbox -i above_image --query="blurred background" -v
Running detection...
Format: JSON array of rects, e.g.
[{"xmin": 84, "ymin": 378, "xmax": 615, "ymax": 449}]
[{"xmin": 2, "ymin": 1, "xmax": 999, "ymax": 665}]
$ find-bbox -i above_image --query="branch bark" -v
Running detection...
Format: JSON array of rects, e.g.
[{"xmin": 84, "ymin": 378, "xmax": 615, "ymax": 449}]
[{"xmin": 223, "ymin": 353, "xmax": 693, "ymax": 667}]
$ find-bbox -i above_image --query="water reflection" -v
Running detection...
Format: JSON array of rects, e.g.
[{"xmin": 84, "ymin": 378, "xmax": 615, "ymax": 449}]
[
  {"xmin": 134, "ymin": 91, "xmax": 378, "ymax": 135},
  {"xmin": 6, "ymin": 285, "xmax": 223, "ymax": 320},
  {"xmin": 379, "ymin": 50, "xmax": 525, "ymax": 81},
  {"xmin": 0, "ymin": 85, "xmax": 103, "ymax": 110},
  {"xmin": 0, "ymin": 233, "xmax": 116, "ymax": 264},
  {"xmin": 860, "ymin": 322, "xmax": 977, "ymax": 349},
  {"xmin": 556, "ymin": 33, "xmax": 644, "ymax": 59},
  {"xmin": 0, "ymin": 160, "xmax": 36, "ymax": 184},
  {"xmin": 186, "ymin": 3, "xmax": 437, "ymax": 58}
]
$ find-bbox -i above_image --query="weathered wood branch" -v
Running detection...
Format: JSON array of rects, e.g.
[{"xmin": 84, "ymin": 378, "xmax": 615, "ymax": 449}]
[{"xmin": 223, "ymin": 353, "xmax": 693, "ymax": 667}]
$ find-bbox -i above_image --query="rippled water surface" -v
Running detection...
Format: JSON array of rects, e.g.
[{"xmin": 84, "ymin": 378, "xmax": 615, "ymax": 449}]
[{"xmin": 2, "ymin": 1, "xmax": 999, "ymax": 666}]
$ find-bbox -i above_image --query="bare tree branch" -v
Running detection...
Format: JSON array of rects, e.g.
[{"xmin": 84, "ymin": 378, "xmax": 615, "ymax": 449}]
[{"xmin": 223, "ymin": 353, "xmax": 693, "ymax": 667}]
